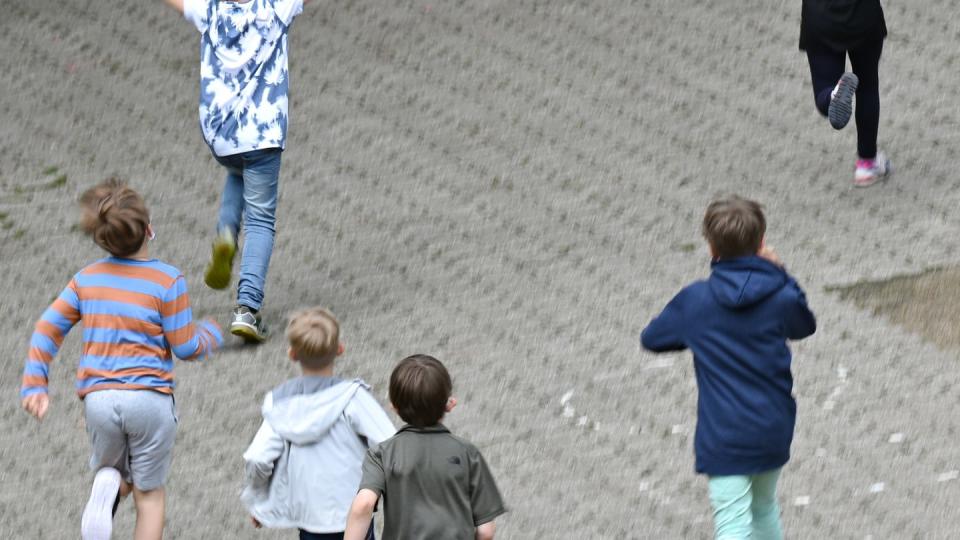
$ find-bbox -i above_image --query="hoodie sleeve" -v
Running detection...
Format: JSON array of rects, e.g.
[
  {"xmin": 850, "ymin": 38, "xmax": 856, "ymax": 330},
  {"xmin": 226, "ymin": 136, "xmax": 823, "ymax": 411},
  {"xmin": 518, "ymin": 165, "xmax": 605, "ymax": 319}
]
[
  {"xmin": 783, "ymin": 276, "xmax": 817, "ymax": 340},
  {"xmin": 640, "ymin": 291, "xmax": 688, "ymax": 352},
  {"xmin": 345, "ymin": 386, "xmax": 397, "ymax": 447},
  {"xmin": 242, "ymin": 395, "xmax": 286, "ymax": 491}
]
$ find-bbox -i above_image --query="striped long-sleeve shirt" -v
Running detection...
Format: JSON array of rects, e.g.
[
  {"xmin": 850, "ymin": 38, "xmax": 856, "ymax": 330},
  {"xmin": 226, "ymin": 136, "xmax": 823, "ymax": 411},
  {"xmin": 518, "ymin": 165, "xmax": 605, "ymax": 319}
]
[{"xmin": 20, "ymin": 257, "xmax": 223, "ymax": 399}]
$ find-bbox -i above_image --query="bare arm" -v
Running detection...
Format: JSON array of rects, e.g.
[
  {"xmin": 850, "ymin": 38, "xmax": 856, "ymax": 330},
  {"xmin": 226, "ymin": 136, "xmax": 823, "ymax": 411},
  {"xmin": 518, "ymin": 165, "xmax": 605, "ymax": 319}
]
[
  {"xmin": 163, "ymin": 0, "xmax": 184, "ymax": 14},
  {"xmin": 476, "ymin": 521, "xmax": 496, "ymax": 540},
  {"xmin": 344, "ymin": 489, "xmax": 379, "ymax": 540}
]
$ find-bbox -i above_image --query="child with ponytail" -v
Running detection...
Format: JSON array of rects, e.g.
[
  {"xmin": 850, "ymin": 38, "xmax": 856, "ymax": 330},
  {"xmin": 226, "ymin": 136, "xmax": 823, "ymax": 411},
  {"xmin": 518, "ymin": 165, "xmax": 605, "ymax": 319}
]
[{"xmin": 20, "ymin": 178, "xmax": 222, "ymax": 540}]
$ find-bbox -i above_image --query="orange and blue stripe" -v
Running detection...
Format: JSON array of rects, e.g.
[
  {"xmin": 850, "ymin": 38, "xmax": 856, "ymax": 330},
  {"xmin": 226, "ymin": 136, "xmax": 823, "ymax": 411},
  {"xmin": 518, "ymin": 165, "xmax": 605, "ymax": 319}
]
[{"xmin": 21, "ymin": 258, "xmax": 222, "ymax": 399}]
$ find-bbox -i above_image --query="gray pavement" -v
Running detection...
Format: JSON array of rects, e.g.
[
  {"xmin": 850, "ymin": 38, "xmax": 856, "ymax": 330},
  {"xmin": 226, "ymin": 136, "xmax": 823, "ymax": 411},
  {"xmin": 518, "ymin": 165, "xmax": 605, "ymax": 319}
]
[{"xmin": 2, "ymin": 0, "xmax": 960, "ymax": 538}]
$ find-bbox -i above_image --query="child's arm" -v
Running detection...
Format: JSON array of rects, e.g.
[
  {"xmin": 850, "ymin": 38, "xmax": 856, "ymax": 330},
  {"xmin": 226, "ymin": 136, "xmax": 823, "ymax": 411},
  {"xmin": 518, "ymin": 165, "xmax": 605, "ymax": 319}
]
[
  {"xmin": 161, "ymin": 276, "xmax": 223, "ymax": 361},
  {"xmin": 161, "ymin": 0, "xmax": 184, "ymax": 14},
  {"xmin": 476, "ymin": 521, "xmax": 496, "ymax": 540},
  {"xmin": 783, "ymin": 277, "xmax": 817, "ymax": 340},
  {"xmin": 20, "ymin": 279, "xmax": 82, "ymax": 420},
  {"xmin": 640, "ymin": 293, "xmax": 687, "ymax": 352},
  {"xmin": 344, "ymin": 489, "xmax": 379, "ymax": 540},
  {"xmin": 242, "ymin": 413, "xmax": 285, "ymax": 491},
  {"xmin": 469, "ymin": 449, "xmax": 507, "ymax": 535},
  {"xmin": 345, "ymin": 386, "xmax": 397, "ymax": 447}
]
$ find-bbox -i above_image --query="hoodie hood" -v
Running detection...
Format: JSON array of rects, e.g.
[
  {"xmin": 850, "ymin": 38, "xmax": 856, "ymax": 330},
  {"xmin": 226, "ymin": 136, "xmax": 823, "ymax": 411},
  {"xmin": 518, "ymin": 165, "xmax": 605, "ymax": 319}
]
[
  {"xmin": 262, "ymin": 379, "xmax": 366, "ymax": 445},
  {"xmin": 709, "ymin": 256, "xmax": 787, "ymax": 309}
]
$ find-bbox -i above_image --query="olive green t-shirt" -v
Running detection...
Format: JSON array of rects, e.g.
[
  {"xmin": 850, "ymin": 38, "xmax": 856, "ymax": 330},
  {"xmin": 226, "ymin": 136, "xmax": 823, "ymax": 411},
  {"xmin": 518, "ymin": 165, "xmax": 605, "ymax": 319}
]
[{"xmin": 358, "ymin": 424, "xmax": 507, "ymax": 539}]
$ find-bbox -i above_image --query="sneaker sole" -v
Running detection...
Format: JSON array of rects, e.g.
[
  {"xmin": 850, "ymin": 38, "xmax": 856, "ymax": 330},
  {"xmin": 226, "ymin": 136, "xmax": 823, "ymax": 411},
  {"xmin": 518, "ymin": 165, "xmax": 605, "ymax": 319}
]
[
  {"xmin": 828, "ymin": 73, "xmax": 858, "ymax": 130},
  {"xmin": 230, "ymin": 321, "xmax": 266, "ymax": 343},
  {"xmin": 204, "ymin": 240, "xmax": 235, "ymax": 290},
  {"xmin": 81, "ymin": 468, "xmax": 121, "ymax": 540}
]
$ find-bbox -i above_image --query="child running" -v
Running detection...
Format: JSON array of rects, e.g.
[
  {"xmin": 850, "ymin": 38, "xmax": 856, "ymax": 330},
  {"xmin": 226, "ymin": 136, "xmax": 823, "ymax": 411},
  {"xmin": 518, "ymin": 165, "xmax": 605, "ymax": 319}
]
[
  {"xmin": 20, "ymin": 178, "xmax": 222, "ymax": 540},
  {"xmin": 800, "ymin": 0, "xmax": 891, "ymax": 187},
  {"xmin": 241, "ymin": 307, "xmax": 396, "ymax": 540},
  {"xmin": 163, "ymin": 0, "xmax": 304, "ymax": 342},
  {"xmin": 641, "ymin": 196, "xmax": 816, "ymax": 539},
  {"xmin": 344, "ymin": 355, "xmax": 507, "ymax": 540}
]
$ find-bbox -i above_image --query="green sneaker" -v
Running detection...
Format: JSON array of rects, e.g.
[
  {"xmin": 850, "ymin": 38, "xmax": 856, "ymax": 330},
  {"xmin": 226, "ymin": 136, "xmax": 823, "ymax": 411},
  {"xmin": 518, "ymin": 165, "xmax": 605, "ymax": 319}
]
[
  {"xmin": 204, "ymin": 230, "xmax": 236, "ymax": 290},
  {"xmin": 230, "ymin": 306, "xmax": 268, "ymax": 343}
]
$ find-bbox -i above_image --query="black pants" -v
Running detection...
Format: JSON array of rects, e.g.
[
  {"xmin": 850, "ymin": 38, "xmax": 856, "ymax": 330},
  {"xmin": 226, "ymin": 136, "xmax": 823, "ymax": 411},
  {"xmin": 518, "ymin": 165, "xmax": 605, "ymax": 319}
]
[
  {"xmin": 299, "ymin": 522, "xmax": 375, "ymax": 540},
  {"xmin": 806, "ymin": 36, "xmax": 883, "ymax": 159}
]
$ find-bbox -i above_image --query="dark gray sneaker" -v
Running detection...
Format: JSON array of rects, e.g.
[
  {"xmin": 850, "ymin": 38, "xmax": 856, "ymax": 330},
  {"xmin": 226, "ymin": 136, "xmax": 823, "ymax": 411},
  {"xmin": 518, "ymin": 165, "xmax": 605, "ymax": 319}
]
[
  {"xmin": 230, "ymin": 306, "xmax": 267, "ymax": 343},
  {"xmin": 828, "ymin": 72, "xmax": 858, "ymax": 130}
]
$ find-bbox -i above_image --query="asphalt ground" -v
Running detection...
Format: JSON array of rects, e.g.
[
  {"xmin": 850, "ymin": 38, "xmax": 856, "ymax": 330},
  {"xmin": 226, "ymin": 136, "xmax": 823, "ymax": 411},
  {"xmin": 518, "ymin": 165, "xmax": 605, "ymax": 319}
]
[{"xmin": 2, "ymin": 1, "xmax": 960, "ymax": 538}]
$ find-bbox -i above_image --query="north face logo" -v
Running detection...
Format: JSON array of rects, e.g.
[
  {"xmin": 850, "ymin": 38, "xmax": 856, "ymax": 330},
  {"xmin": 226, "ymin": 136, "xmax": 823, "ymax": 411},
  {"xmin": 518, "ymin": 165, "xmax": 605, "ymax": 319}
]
[{"xmin": 448, "ymin": 456, "xmax": 461, "ymax": 465}]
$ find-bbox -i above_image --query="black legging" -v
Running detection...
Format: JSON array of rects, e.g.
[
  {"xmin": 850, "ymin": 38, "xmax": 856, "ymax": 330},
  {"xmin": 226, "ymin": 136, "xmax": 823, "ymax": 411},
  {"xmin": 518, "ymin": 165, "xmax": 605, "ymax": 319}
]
[{"xmin": 806, "ymin": 36, "xmax": 883, "ymax": 159}]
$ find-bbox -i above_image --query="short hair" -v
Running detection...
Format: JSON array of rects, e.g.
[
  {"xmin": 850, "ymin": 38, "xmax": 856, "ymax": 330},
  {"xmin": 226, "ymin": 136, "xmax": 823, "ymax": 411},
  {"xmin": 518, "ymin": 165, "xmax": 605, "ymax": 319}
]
[
  {"xmin": 702, "ymin": 196, "xmax": 766, "ymax": 259},
  {"xmin": 79, "ymin": 178, "xmax": 150, "ymax": 257},
  {"xmin": 286, "ymin": 307, "xmax": 340, "ymax": 369},
  {"xmin": 389, "ymin": 355, "xmax": 452, "ymax": 427}
]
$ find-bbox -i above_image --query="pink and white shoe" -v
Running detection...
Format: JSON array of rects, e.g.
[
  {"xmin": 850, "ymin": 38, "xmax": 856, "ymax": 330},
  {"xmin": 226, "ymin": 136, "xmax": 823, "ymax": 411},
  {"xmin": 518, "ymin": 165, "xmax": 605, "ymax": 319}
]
[
  {"xmin": 854, "ymin": 151, "xmax": 891, "ymax": 187},
  {"xmin": 81, "ymin": 468, "xmax": 121, "ymax": 540}
]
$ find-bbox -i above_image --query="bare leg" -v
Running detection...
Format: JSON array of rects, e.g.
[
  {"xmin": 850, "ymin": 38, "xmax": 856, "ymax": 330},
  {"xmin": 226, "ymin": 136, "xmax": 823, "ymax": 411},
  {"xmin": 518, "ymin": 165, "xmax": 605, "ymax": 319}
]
[{"xmin": 132, "ymin": 487, "xmax": 165, "ymax": 540}]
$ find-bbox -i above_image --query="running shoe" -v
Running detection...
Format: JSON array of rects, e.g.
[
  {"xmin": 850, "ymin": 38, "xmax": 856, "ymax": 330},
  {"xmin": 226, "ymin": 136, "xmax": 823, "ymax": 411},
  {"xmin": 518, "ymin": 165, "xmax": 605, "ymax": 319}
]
[
  {"xmin": 204, "ymin": 229, "xmax": 236, "ymax": 290},
  {"xmin": 81, "ymin": 468, "xmax": 121, "ymax": 540},
  {"xmin": 230, "ymin": 305, "xmax": 267, "ymax": 343},
  {"xmin": 854, "ymin": 151, "xmax": 891, "ymax": 187},
  {"xmin": 828, "ymin": 72, "xmax": 859, "ymax": 130}
]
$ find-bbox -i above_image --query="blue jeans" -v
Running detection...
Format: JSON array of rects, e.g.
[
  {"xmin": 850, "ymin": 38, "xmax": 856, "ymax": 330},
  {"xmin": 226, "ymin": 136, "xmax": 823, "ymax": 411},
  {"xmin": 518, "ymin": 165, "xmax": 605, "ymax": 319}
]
[
  {"xmin": 213, "ymin": 148, "xmax": 281, "ymax": 312},
  {"xmin": 708, "ymin": 468, "xmax": 783, "ymax": 540}
]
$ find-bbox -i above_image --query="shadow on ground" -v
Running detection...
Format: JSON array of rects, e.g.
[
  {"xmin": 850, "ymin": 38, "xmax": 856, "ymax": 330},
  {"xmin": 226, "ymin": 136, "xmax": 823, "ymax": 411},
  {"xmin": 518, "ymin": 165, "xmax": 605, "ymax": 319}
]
[{"xmin": 833, "ymin": 267, "xmax": 960, "ymax": 350}]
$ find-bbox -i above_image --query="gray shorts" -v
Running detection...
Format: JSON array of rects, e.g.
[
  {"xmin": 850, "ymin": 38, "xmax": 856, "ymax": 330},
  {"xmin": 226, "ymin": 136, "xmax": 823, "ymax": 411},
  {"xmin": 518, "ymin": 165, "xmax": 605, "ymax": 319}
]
[{"xmin": 84, "ymin": 389, "xmax": 178, "ymax": 491}]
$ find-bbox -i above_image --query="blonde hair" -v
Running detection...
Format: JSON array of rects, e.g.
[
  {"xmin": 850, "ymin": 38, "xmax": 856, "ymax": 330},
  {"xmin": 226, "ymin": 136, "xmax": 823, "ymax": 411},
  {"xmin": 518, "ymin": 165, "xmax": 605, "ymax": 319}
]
[
  {"xmin": 79, "ymin": 178, "xmax": 150, "ymax": 257},
  {"xmin": 286, "ymin": 307, "xmax": 340, "ymax": 368}
]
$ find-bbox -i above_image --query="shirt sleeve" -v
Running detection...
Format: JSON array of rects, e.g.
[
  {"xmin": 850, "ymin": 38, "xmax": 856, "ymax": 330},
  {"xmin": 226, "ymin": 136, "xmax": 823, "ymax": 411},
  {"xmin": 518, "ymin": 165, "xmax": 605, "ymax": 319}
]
[
  {"xmin": 345, "ymin": 386, "xmax": 397, "ymax": 447},
  {"xmin": 640, "ymin": 291, "xmax": 688, "ymax": 352},
  {"xmin": 783, "ymin": 276, "xmax": 817, "ymax": 340},
  {"xmin": 357, "ymin": 445, "xmax": 386, "ymax": 495},
  {"xmin": 242, "ymin": 401, "xmax": 287, "ymax": 491},
  {"xmin": 21, "ymin": 279, "xmax": 82, "ymax": 398},
  {"xmin": 468, "ymin": 448, "xmax": 507, "ymax": 526},
  {"xmin": 161, "ymin": 275, "xmax": 223, "ymax": 360},
  {"xmin": 183, "ymin": 0, "xmax": 212, "ymax": 33},
  {"xmin": 271, "ymin": 0, "xmax": 303, "ymax": 27}
]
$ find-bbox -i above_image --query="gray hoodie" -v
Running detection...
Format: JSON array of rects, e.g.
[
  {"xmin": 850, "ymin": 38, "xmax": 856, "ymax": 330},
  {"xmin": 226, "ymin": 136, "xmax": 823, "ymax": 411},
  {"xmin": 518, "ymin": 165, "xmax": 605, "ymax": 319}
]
[{"xmin": 241, "ymin": 377, "xmax": 396, "ymax": 533}]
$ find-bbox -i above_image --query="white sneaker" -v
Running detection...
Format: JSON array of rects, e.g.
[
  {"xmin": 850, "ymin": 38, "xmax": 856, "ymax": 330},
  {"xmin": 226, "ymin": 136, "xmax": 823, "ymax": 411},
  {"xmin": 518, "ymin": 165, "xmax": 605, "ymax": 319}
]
[
  {"xmin": 81, "ymin": 468, "xmax": 121, "ymax": 540},
  {"xmin": 854, "ymin": 151, "xmax": 891, "ymax": 187}
]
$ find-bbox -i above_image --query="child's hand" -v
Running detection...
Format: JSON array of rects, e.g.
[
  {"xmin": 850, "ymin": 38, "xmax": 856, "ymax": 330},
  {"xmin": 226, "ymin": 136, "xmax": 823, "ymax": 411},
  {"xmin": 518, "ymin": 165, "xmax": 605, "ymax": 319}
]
[
  {"xmin": 21, "ymin": 393, "xmax": 50, "ymax": 421},
  {"xmin": 250, "ymin": 516, "xmax": 262, "ymax": 528},
  {"xmin": 758, "ymin": 246, "xmax": 784, "ymax": 267}
]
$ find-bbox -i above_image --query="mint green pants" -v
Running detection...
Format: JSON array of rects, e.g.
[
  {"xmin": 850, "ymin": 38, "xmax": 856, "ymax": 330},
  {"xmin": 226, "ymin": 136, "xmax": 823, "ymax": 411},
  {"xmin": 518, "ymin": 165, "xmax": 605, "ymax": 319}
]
[{"xmin": 707, "ymin": 468, "xmax": 783, "ymax": 540}]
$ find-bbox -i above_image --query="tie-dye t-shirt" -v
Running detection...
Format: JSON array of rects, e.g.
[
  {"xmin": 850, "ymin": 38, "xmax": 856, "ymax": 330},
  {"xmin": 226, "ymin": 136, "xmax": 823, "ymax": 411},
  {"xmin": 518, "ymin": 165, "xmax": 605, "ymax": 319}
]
[{"xmin": 184, "ymin": 0, "xmax": 303, "ymax": 157}]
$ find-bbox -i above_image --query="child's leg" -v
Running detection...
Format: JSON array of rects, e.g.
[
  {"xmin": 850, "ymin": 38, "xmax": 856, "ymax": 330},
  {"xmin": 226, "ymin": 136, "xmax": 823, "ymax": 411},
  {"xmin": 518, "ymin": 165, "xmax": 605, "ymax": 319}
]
[
  {"xmin": 119, "ymin": 391, "xmax": 178, "ymax": 540},
  {"xmin": 708, "ymin": 475, "xmax": 753, "ymax": 539},
  {"xmin": 217, "ymin": 163, "xmax": 245, "ymax": 238},
  {"xmin": 848, "ymin": 37, "xmax": 884, "ymax": 159},
  {"xmin": 132, "ymin": 487, "xmax": 165, "ymax": 540},
  {"xmin": 236, "ymin": 148, "xmax": 282, "ymax": 312},
  {"xmin": 206, "ymin": 157, "xmax": 244, "ymax": 290},
  {"xmin": 805, "ymin": 45, "xmax": 847, "ymax": 117},
  {"xmin": 749, "ymin": 468, "xmax": 783, "ymax": 540}
]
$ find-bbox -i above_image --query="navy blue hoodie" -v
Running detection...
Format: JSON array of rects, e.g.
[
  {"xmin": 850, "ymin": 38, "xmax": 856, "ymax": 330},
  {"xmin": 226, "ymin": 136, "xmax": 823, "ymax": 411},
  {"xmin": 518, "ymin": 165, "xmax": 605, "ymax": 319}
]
[{"xmin": 641, "ymin": 256, "xmax": 816, "ymax": 476}]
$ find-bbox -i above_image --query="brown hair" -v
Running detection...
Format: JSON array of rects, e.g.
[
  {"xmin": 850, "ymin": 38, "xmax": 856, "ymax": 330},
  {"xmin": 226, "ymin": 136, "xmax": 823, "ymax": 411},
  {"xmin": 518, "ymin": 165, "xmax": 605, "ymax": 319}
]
[
  {"xmin": 286, "ymin": 307, "xmax": 340, "ymax": 369},
  {"xmin": 702, "ymin": 196, "xmax": 766, "ymax": 259},
  {"xmin": 79, "ymin": 178, "xmax": 150, "ymax": 257},
  {"xmin": 389, "ymin": 355, "xmax": 452, "ymax": 427}
]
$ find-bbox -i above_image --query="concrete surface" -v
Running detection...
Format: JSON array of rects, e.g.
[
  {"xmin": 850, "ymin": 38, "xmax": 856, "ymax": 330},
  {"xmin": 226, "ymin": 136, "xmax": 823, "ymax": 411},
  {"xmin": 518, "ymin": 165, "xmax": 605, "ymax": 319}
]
[{"xmin": 2, "ymin": 0, "xmax": 960, "ymax": 538}]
